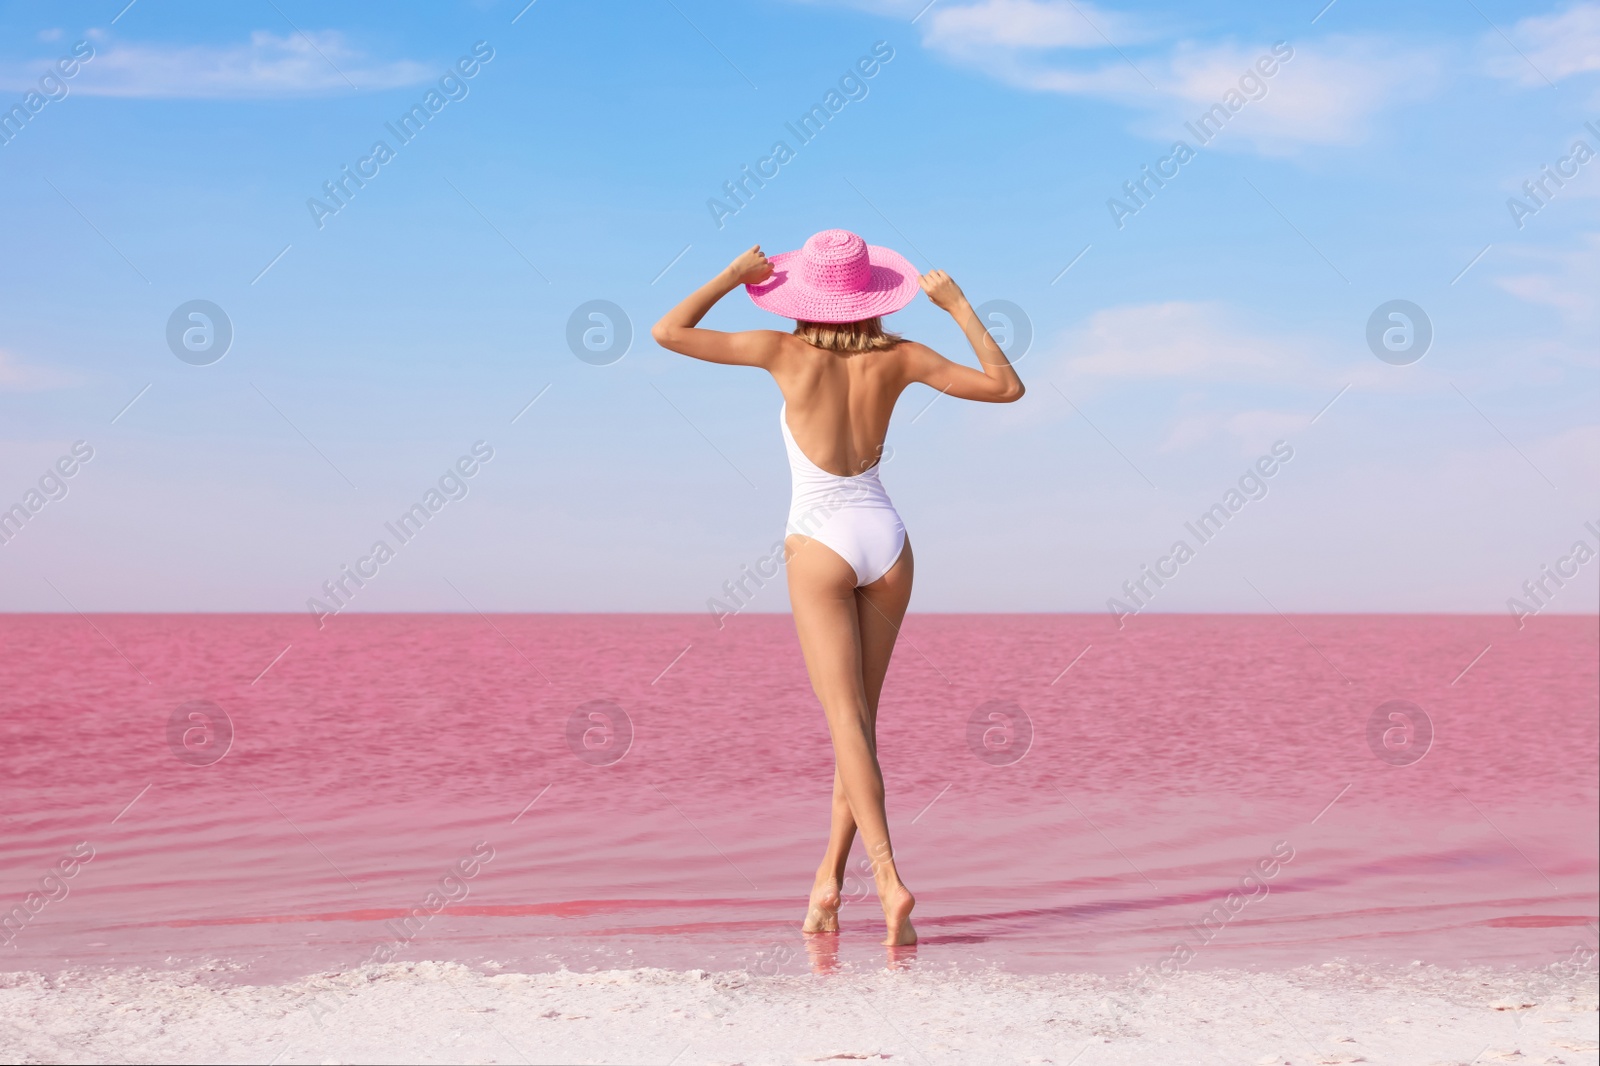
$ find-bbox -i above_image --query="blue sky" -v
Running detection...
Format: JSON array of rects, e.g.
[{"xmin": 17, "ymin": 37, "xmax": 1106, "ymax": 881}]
[{"xmin": 0, "ymin": 0, "xmax": 1595, "ymax": 619}]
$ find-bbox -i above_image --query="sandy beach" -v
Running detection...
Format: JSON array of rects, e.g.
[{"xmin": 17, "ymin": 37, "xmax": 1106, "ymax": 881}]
[{"xmin": 3, "ymin": 958, "xmax": 1596, "ymax": 1065}]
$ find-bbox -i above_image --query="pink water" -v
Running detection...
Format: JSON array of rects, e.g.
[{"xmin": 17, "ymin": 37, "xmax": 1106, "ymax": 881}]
[{"xmin": 2, "ymin": 613, "xmax": 1595, "ymax": 981}]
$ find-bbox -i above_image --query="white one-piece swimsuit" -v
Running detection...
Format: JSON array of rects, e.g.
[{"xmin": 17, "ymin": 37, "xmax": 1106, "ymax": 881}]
[{"xmin": 780, "ymin": 403, "xmax": 907, "ymax": 587}]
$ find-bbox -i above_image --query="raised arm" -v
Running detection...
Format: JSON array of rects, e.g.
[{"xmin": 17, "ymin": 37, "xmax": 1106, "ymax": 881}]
[
  {"xmin": 905, "ymin": 270, "xmax": 1025, "ymax": 403},
  {"xmin": 651, "ymin": 246, "xmax": 786, "ymax": 367}
]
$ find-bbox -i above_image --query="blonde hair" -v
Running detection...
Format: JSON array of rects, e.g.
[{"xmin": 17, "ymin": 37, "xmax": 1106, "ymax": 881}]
[{"xmin": 794, "ymin": 317, "xmax": 902, "ymax": 353}]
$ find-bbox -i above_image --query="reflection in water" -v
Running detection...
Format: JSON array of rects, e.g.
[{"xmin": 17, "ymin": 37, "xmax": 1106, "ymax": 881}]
[
  {"xmin": 804, "ymin": 932, "xmax": 841, "ymax": 974},
  {"xmin": 885, "ymin": 943, "xmax": 919, "ymax": 971}
]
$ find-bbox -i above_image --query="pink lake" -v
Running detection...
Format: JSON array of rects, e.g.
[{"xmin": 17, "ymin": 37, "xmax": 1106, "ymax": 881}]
[{"xmin": 1, "ymin": 612, "xmax": 1595, "ymax": 981}]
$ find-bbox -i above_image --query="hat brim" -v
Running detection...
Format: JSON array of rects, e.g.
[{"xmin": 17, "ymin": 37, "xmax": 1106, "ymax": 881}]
[{"xmin": 745, "ymin": 244, "xmax": 920, "ymax": 324}]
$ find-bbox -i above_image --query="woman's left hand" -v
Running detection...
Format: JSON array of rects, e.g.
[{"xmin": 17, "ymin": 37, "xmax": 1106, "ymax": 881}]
[{"xmin": 727, "ymin": 245, "xmax": 774, "ymax": 286}]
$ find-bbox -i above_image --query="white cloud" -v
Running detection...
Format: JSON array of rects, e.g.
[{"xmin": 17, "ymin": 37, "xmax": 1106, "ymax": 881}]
[
  {"xmin": 1, "ymin": 31, "xmax": 433, "ymax": 98},
  {"xmin": 1494, "ymin": 232, "xmax": 1600, "ymax": 325},
  {"xmin": 922, "ymin": 0, "xmax": 1146, "ymax": 51},
  {"xmin": 1055, "ymin": 301, "xmax": 1306, "ymax": 381},
  {"xmin": 1488, "ymin": 2, "xmax": 1600, "ymax": 86},
  {"xmin": 789, "ymin": 1, "xmax": 1440, "ymax": 151},
  {"xmin": 1027, "ymin": 301, "xmax": 1412, "ymax": 452},
  {"xmin": 885, "ymin": 0, "xmax": 1149, "ymax": 100},
  {"xmin": 914, "ymin": 0, "xmax": 1437, "ymax": 153},
  {"xmin": 1154, "ymin": 39, "xmax": 1437, "ymax": 153}
]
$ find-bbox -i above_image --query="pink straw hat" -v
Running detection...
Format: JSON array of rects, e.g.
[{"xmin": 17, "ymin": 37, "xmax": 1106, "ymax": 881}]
[{"xmin": 745, "ymin": 229, "xmax": 920, "ymax": 323}]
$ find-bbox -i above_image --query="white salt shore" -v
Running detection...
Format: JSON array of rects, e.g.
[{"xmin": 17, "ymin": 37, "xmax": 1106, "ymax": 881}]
[{"xmin": 2, "ymin": 960, "xmax": 1596, "ymax": 1065}]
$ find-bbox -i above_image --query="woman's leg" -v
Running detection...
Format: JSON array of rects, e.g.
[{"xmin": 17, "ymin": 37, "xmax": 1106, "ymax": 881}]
[
  {"xmin": 811, "ymin": 541, "xmax": 915, "ymax": 919},
  {"xmin": 852, "ymin": 541, "xmax": 916, "ymax": 945},
  {"xmin": 787, "ymin": 535, "xmax": 916, "ymax": 945},
  {"xmin": 788, "ymin": 536, "xmax": 861, "ymax": 934},
  {"xmin": 802, "ymin": 767, "xmax": 853, "ymax": 933}
]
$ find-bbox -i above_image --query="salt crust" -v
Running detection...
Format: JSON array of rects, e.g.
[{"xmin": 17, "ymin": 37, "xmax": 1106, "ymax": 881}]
[{"xmin": 1, "ymin": 959, "xmax": 1596, "ymax": 1065}]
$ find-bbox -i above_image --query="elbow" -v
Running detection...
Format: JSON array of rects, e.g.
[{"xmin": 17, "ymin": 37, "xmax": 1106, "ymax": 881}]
[
  {"xmin": 997, "ymin": 381, "xmax": 1025, "ymax": 403},
  {"xmin": 651, "ymin": 321, "xmax": 679, "ymax": 351}
]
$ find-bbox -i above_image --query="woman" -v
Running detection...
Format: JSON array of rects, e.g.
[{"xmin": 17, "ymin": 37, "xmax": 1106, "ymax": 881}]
[{"xmin": 652, "ymin": 229, "xmax": 1024, "ymax": 946}]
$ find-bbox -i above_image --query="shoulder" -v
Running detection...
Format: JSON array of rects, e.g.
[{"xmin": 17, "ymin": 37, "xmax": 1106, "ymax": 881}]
[
  {"xmin": 729, "ymin": 329, "xmax": 798, "ymax": 363},
  {"xmin": 747, "ymin": 329, "xmax": 803, "ymax": 351},
  {"xmin": 736, "ymin": 329, "xmax": 796, "ymax": 346},
  {"xmin": 891, "ymin": 339, "xmax": 942, "ymax": 373}
]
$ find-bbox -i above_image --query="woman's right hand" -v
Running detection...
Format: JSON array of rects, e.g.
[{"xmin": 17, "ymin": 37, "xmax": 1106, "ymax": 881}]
[
  {"xmin": 727, "ymin": 245, "xmax": 774, "ymax": 286},
  {"xmin": 920, "ymin": 269, "xmax": 968, "ymax": 314}
]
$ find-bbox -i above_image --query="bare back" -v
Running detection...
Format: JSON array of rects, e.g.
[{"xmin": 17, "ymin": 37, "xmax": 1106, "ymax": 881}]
[
  {"xmin": 650, "ymin": 261, "xmax": 1024, "ymax": 477},
  {"xmin": 766, "ymin": 333, "xmax": 925, "ymax": 477}
]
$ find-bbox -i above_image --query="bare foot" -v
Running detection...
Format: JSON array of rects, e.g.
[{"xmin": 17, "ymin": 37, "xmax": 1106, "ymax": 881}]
[
  {"xmin": 879, "ymin": 880, "xmax": 916, "ymax": 946},
  {"xmin": 803, "ymin": 877, "xmax": 841, "ymax": 933}
]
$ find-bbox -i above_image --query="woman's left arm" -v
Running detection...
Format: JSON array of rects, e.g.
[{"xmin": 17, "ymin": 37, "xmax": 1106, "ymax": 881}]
[{"xmin": 652, "ymin": 246, "xmax": 786, "ymax": 367}]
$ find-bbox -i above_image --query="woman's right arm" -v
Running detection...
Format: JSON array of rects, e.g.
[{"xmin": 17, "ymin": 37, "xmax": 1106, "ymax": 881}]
[
  {"xmin": 906, "ymin": 270, "xmax": 1025, "ymax": 403},
  {"xmin": 651, "ymin": 246, "xmax": 785, "ymax": 367}
]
